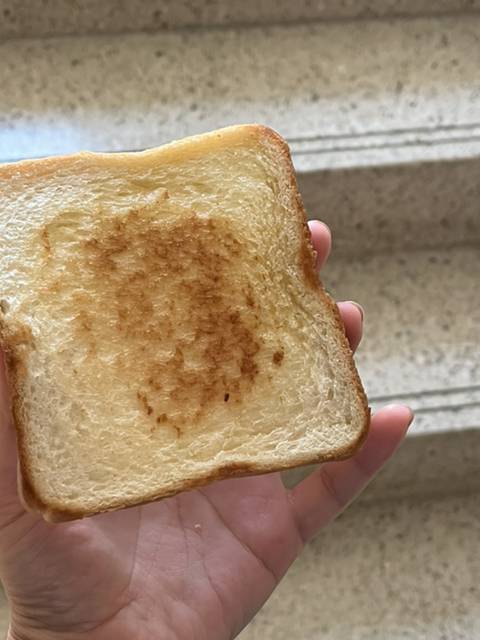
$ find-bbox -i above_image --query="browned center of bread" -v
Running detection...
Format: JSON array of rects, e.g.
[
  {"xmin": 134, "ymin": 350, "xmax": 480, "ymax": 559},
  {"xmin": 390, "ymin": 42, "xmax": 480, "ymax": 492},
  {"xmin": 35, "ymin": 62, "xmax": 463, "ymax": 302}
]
[{"xmin": 37, "ymin": 204, "xmax": 273, "ymax": 437}]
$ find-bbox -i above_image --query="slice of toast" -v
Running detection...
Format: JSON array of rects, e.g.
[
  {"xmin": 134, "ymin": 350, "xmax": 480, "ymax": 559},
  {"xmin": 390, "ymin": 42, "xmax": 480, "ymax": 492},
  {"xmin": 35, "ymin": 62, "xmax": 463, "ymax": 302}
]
[{"xmin": 0, "ymin": 125, "xmax": 369, "ymax": 521}]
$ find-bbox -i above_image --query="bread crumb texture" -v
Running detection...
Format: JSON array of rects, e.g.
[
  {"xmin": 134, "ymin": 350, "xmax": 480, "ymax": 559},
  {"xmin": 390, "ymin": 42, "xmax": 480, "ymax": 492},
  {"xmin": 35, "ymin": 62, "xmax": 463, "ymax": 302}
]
[{"xmin": 40, "ymin": 205, "xmax": 266, "ymax": 436}]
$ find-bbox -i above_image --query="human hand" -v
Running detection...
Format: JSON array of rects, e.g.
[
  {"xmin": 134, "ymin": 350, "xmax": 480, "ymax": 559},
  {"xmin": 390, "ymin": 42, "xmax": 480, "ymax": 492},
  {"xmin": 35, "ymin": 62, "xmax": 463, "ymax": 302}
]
[{"xmin": 0, "ymin": 221, "xmax": 412, "ymax": 640}]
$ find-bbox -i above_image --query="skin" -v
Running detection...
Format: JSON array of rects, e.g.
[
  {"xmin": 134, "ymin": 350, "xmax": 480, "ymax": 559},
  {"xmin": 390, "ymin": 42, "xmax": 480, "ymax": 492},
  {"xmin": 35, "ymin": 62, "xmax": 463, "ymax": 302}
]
[{"xmin": 0, "ymin": 221, "xmax": 413, "ymax": 640}]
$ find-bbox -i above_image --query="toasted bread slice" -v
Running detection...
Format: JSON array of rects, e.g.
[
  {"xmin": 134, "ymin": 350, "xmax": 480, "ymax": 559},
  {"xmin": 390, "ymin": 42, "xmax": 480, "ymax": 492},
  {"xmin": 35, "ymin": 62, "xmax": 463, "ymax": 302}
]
[{"xmin": 0, "ymin": 125, "xmax": 369, "ymax": 521}]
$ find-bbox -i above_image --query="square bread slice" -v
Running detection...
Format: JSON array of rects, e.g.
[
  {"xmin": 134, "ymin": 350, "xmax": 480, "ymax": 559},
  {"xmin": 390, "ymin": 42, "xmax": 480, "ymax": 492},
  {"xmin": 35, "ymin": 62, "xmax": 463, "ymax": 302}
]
[{"xmin": 0, "ymin": 125, "xmax": 369, "ymax": 521}]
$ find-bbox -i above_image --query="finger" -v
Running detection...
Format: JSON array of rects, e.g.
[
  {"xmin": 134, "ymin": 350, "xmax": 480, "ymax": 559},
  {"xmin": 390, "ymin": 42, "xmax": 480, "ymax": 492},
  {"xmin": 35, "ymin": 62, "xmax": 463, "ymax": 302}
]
[
  {"xmin": 308, "ymin": 220, "xmax": 331, "ymax": 270},
  {"xmin": 289, "ymin": 405, "xmax": 413, "ymax": 543},
  {"xmin": 337, "ymin": 301, "xmax": 363, "ymax": 352}
]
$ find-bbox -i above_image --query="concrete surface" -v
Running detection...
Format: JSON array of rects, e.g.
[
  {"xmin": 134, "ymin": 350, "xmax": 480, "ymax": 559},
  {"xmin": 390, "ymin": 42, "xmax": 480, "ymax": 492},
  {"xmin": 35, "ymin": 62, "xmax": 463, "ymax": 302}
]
[
  {"xmin": 1, "ymin": 15, "xmax": 480, "ymax": 167},
  {"xmin": 240, "ymin": 492, "xmax": 480, "ymax": 640},
  {"xmin": 2, "ymin": 14, "xmax": 479, "ymax": 255},
  {"xmin": 1, "ymin": 0, "xmax": 480, "ymax": 39},
  {"xmin": 298, "ymin": 156, "xmax": 480, "ymax": 255},
  {"xmin": 0, "ymin": 8, "xmax": 479, "ymax": 639}
]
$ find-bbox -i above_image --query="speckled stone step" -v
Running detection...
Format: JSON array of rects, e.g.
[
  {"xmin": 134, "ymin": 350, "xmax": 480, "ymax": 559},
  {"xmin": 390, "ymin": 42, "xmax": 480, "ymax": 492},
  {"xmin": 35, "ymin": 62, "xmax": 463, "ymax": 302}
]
[
  {"xmin": 1, "ymin": 14, "xmax": 479, "ymax": 254},
  {"xmin": 0, "ymin": 13, "xmax": 479, "ymax": 497},
  {"xmin": 2, "ymin": 14, "xmax": 480, "ymax": 166},
  {"xmin": 1, "ymin": 0, "xmax": 480, "ymax": 40},
  {"xmin": 0, "ymin": 10, "xmax": 478, "ymax": 640},
  {"xmin": 240, "ymin": 492, "xmax": 480, "ymax": 640}
]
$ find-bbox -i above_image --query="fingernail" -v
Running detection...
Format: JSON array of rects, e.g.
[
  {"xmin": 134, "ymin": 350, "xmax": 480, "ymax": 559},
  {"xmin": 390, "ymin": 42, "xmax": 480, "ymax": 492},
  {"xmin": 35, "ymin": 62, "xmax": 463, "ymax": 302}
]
[
  {"xmin": 308, "ymin": 220, "xmax": 331, "ymax": 234},
  {"xmin": 383, "ymin": 404, "xmax": 414, "ymax": 427},
  {"xmin": 347, "ymin": 301, "xmax": 364, "ymax": 321}
]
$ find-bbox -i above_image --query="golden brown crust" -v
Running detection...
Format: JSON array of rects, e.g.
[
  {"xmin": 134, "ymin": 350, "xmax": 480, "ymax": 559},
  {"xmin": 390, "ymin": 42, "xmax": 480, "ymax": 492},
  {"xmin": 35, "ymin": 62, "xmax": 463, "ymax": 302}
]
[
  {"xmin": 1, "ymin": 124, "xmax": 370, "ymax": 522},
  {"xmin": 0, "ymin": 124, "xmax": 266, "ymax": 183},
  {"xmin": 41, "ymin": 434, "xmax": 373, "ymax": 522}
]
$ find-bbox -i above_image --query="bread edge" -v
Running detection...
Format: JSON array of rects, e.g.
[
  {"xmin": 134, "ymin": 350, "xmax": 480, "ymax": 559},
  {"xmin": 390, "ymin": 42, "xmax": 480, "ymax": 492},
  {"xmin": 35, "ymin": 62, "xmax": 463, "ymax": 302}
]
[{"xmin": 0, "ymin": 124, "xmax": 370, "ymax": 522}]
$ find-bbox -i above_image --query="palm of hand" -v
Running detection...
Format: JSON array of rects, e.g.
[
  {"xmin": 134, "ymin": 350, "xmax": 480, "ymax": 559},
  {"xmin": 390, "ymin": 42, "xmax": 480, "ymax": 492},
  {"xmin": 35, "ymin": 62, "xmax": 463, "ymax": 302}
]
[
  {"xmin": 3, "ymin": 472, "xmax": 299, "ymax": 639},
  {"xmin": 0, "ymin": 223, "xmax": 411, "ymax": 640}
]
